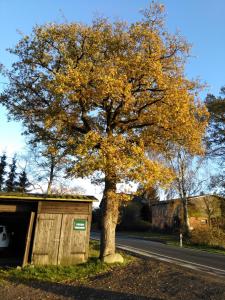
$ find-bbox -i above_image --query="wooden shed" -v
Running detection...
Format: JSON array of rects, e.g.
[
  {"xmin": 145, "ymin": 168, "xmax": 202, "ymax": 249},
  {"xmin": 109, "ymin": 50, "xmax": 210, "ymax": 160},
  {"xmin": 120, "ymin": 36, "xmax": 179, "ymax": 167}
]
[{"xmin": 0, "ymin": 193, "xmax": 97, "ymax": 266}]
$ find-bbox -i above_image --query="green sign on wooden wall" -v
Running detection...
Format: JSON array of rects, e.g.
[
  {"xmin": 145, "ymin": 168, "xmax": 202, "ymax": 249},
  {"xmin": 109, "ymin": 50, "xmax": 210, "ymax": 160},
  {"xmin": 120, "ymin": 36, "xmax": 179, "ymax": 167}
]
[{"xmin": 73, "ymin": 219, "xmax": 86, "ymax": 231}]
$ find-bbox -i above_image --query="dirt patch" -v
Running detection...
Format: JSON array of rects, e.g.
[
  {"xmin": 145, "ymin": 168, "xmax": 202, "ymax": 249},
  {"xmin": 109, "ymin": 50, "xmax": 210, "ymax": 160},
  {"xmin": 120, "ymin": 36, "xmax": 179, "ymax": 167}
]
[{"xmin": 1, "ymin": 257, "xmax": 225, "ymax": 300}]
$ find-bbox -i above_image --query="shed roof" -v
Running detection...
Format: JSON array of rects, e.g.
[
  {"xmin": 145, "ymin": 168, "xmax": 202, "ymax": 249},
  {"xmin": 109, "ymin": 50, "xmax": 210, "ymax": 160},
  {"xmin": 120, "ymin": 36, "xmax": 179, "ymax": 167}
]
[{"xmin": 0, "ymin": 192, "xmax": 98, "ymax": 202}]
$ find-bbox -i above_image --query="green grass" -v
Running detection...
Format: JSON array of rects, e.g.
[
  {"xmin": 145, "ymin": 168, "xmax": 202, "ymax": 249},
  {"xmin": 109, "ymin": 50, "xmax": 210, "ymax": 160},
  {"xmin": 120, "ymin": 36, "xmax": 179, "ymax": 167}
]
[
  {"xmin": 119, "ymin": 231, "xmax": 225, "ymax": 255},
  {"xmin": 0, "ymin": 240, "xmax": 134, "ymax": 283},
  {"xmin": 167, "ymin": 241, "xmax": 225, "ymax": 255},
  {"xmin": 119, "ymin": 231, "xmax": 178, "ymax": 243}
]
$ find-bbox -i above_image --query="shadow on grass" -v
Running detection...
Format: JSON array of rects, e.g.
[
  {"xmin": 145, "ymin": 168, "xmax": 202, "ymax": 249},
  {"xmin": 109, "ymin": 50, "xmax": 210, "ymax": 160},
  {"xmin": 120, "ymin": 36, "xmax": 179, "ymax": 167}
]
[{"xmin": 6, "ymin": 276, "xmax": 162, "ymax": 300}]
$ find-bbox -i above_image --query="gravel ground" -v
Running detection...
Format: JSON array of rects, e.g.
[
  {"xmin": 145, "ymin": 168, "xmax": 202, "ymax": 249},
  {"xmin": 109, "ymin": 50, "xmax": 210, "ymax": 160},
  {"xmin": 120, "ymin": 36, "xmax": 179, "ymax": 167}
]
[{"xmin": 1, "ymin": 257, "xmax": 225, "ymax": 300}]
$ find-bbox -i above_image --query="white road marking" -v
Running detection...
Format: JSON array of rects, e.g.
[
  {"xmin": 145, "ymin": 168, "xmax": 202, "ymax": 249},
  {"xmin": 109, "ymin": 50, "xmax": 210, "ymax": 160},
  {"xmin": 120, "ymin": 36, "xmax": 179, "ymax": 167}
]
[
  {"xmin": 116, "ymin": 243, "xmax": 225, "ymax": 277},
  {"xmin": 91, "ymin": 236, "xmax": 225, "ymax": 277}
]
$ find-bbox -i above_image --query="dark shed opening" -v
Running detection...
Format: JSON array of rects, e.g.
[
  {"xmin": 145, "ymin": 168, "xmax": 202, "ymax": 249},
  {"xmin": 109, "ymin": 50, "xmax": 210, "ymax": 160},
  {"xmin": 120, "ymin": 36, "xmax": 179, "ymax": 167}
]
[{"xmin": 0, "ymin": 212, "xmax": 32, "ymax": 265}]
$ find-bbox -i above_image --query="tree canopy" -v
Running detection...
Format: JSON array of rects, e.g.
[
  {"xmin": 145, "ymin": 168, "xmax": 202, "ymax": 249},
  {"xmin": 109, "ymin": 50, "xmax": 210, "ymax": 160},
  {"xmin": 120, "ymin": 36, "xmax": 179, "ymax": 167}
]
[
  {"xmin": 206, "ymin": 86, "xmax": 225, "ymax": 158},
  {"xmin": 0, "ymin": 3, "xmax": 207, "ymax": 261},
  {"xmin": 206, "ymin": 86, "xmax": 225, "ymax": 195}
]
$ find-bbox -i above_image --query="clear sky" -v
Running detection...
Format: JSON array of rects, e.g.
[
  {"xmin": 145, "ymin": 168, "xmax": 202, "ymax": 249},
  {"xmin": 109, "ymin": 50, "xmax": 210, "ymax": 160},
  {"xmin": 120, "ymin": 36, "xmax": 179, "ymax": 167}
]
[{"xmin": 0, "ymin": 0, "xmax": 224, "ymax": 194}]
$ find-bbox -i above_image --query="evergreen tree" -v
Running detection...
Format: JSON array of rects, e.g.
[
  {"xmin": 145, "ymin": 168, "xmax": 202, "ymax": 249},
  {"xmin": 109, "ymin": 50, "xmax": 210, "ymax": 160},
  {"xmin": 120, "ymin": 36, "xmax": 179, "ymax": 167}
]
[
  {"xmin": 17, "ymin": 169, "xmax": 30, "ymax": 193},
  {"xmin": 206, "ymin": 86, "xmax": 225, "ymax": 195},
  {"xmin": 0, "ymin": 153, "xmax": 7, "ymax": 191},
  {"xmin": 6, "ymin": 155, "xmax": 17, "ymax": 192},
  {"xmin": 206, "ymin": 87, "xmax": 225, "ymax": 158}
]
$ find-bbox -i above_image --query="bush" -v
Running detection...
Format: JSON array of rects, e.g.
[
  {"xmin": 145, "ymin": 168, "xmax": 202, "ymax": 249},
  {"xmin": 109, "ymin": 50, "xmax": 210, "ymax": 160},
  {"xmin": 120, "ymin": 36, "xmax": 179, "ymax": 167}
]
[
  {"xmin": 91, "ymin": 207, "xmax": 102, "ymax": 230},
  {"xmin": 131, "ymin": 220, "xmax": 152, "ymax": 231},
  {"xmin": 190, "ymin": 227, "xmax": 225, "ymax": 249}
]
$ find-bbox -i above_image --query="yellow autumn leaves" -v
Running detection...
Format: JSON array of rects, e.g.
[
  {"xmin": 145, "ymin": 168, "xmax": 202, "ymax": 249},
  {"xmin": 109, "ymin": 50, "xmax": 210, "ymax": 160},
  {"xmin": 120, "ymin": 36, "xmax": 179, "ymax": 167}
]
[{"xmin": 1, "ymin": 3, "xmax": 208, "ymax": 193}]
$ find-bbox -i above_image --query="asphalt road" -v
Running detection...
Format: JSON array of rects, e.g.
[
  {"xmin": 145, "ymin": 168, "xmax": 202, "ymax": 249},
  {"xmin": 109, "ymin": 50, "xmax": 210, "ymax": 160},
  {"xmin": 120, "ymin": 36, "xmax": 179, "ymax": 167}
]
[{"xmin": 92, "ymin": 233, "xmax": 225, "ymax": 277}]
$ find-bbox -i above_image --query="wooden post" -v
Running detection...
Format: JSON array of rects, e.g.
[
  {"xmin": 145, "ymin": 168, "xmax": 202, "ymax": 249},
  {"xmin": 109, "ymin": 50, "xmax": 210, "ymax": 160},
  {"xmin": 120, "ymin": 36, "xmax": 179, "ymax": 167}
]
[{"xmin": 22, "ymin": 212, "xmax": 35, "ymax": 267}]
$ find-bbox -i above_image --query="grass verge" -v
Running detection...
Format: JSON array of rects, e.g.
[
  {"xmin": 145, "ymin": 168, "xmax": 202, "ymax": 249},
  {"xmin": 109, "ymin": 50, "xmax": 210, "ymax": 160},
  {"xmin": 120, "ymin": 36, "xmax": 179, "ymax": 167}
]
[
  {"xmin": 119, "ymin": 231, "xmax": 225, "ymax": 255},
  {"xmin": 0, "ymin": 240, "xmax": 134, "ymax": 283}
]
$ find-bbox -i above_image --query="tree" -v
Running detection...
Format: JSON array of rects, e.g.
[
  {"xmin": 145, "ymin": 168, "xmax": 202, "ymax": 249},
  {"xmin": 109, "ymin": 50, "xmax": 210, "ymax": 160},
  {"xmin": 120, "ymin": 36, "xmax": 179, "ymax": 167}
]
[
  {"xmin": 5, "ymin": 155, "xmax": 17, "ymax": 192},
  {"xmin": 202, "ymin": 196, "xmax": 220, "ymax": 227},
  {"xmin": 209, "ymin": 173, "xmax": 225, "ymax": 196},
  {"xmin": 17, "ymin": 169, "xmax": 30, "ymax": 193},
  {"xmin": 205, "ymin": 87, "xmax": 225, "ymax": 158},
  {"xmin": 205, "ymin": 87, "xmax": 225, "ymax": 195},
  {"xmin": 0, "ymin": 3, "xmax": 207, "ymax": 261},
  {"xmin": 134, "ymin": 185, "xmax": 159, "ymax": 223},
  {"xmin": 165, "ymin": 147, "xmax": 207, "ymax": 234},
  {"xmin": 25, "ymin": 141, "xmax": 68, "ymax": 194},
  {"xmin": 140, "ymin": 186, "xmax": 160, "ymax": 204},
  {"xmin": 141, "ymin": 186, "xmax": 159, "ymax": 222},
  {"xmin": 50, "ymin": 182, "xmax": 86, "ymax": 195},
  {"xmin": 0, "ymin": 153, "xmax": 7, "ymax": 191}
]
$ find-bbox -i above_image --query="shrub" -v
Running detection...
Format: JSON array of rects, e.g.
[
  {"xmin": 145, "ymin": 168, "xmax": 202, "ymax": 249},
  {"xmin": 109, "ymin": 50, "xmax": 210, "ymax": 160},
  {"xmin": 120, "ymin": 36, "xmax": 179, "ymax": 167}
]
[
  {"xmin": 91, "ymin": 207, "xmax": 102, "ymax": 230},
  {"xmin": 190, "ymin": 227, "xmax": 225, "ymax": 249},
  {"xmin": 132, "ymin": 220, "xmax": 152, "ymax": 232}
]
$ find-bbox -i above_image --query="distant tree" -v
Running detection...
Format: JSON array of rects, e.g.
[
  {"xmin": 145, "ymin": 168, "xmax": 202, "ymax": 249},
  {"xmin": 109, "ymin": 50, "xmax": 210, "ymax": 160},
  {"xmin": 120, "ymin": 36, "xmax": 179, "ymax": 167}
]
[
  {"xmin": 134, "ymin": 185, "xmax": 159, "ymax": 222},
  {"xmin": 202, "ymin": 196, "xmax": 220, "ymax": 227},
  {"xmin": 25, "ymin": 141, "xmax": 68, "ymax": 194},
  {"xmin": 5, "ymin": 155, "xmax": 17, "ymax": 192},
  {"xmin": 205, "ymin": 87, "xmax": 225, "ymax": 195},
  {"xmin": 165, "ymin": 147, "xmax": 207, "ymax": 234},
  {"xmin": 17, "ymin": 169, "xmax": 31, "ymax": 193},
  {"xmin": 142, "ymin": 186, "xmax": 159, "ymax": 222},
  {"xmin": 92, "ymin": 207, "xmax": 102, "ymax": 230},
  {"xmin": 142, "ymin": 186, "xmax": 160, "ymax": 204},
  {"xmin": 0, "ymin": 153, "xmax": 7, "ymax": 191},
  {"xmin": 50, "ymin": 182, "xmax": 86, "ymax": 195},
  {"xmin": 205, "ymin": 87, "xmax": 225, "ymax": 158},
  {"xmin": 118, "ymin": 201, "xmax": 141, "ymax": 230},
  {"xmin": 209, "ymin": 174, "xmax": 225, "ymax": 196}
]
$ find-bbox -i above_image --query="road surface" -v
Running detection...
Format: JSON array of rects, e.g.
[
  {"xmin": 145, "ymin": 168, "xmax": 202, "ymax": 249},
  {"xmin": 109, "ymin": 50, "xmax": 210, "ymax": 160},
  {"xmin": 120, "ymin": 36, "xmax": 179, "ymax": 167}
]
[{"xmin": 92, "ymin": 233, "xmax": 225, "ymax": 277}]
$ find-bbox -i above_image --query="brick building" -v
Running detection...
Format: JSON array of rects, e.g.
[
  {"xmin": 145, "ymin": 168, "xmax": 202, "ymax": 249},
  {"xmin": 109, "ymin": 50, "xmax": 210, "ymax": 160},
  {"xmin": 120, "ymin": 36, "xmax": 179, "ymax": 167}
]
[{"xmin": 151, "ymin": 194, "xmax": 225, "ymax": 231}]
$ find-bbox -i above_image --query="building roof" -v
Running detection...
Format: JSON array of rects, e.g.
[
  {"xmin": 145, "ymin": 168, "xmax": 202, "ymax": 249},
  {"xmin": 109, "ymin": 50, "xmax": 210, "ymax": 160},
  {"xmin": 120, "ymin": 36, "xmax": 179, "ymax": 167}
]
[
  {"xmin": 151, "ymin": 194, "xmax": 224, "ymax": 206},
  {"xmin": 0, "ymin": 192, "xmax": 98, "ymax": 202}
]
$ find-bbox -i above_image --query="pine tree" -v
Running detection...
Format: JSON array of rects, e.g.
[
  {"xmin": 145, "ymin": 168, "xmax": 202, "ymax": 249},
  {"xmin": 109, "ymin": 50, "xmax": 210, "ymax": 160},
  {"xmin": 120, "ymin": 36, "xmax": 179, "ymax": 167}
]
[
  {"xmin": 0, "ymin": 153, "xmax": 7, "ymax": 191},
  {"xmin": 6, "ymin": 155, "xmax": 17, "ymax": 192},
  {"xmin": 206, "ymin": 86, "xmax": 225, "ymax": 195},
  {"xmin": 17, "ymin": 169, "xmax": 30, "ymax": 193}
]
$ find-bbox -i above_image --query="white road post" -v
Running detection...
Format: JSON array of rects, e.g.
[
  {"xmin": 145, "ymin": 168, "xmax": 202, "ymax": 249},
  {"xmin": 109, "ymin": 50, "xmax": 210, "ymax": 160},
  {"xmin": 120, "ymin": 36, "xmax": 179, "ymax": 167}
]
[{"xmin": 179, "ymin": 232, "xmax": 183, "ymax": 248}]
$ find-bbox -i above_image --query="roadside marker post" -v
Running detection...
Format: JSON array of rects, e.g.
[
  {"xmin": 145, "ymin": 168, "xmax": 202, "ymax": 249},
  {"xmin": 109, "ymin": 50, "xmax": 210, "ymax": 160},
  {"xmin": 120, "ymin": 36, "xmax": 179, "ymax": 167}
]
[{"xmin": 180, "ymin": 233, "xmax": 183, "ymax": 248}]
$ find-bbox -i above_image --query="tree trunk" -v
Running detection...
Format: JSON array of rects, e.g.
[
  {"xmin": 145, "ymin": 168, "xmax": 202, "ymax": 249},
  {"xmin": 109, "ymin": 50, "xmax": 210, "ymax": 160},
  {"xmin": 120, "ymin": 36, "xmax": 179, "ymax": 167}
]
[
  {"xmin": 100, "ymin": 175, "xmax": 119, "ymax": 259},
  {"xmin": 183, "ymin": 196, "xmax": 190, "ymax": 235},
  {"xmin": 46, "ymin": 158, "xmax": 55, "ymax": 195},
  {"xmin": 46, "ymin": 174, "xmax": 53, "ymax": 195}
]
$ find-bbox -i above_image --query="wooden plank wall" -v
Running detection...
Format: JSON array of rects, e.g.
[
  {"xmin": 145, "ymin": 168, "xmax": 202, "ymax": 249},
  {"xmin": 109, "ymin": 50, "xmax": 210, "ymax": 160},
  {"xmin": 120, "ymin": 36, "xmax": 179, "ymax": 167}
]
[
  {"xmin": 38, "ymin": 201, "xmax": 89, "ymax": 214},
  {"xmin": 32, "ymin": 213, "xmax": 62, "ymax": 265},
  {"xmin": 0, "ymin": 204, "xmax": 34, "ymax": 213},
  {"xmin": 32, "ymin": 201, "xmax": 92, "ymax": 265}
]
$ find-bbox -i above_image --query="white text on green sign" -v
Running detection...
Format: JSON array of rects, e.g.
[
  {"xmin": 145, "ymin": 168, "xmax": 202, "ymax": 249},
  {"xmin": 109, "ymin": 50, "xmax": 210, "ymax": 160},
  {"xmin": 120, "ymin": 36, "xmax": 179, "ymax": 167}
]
[{"xmin": 74, "ymin": 219, "xmax": 86, "ymax": 231}]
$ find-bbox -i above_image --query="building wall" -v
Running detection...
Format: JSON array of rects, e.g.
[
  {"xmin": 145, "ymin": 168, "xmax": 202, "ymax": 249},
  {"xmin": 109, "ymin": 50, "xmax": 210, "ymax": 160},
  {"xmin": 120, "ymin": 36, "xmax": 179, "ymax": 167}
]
[
  {"xmin": 151, "ymin": 195, "xmax": 224, "ymax": 231},
  {"xmin": 151, "ymin": 199, "xmax": 182, "ymax": 230}
]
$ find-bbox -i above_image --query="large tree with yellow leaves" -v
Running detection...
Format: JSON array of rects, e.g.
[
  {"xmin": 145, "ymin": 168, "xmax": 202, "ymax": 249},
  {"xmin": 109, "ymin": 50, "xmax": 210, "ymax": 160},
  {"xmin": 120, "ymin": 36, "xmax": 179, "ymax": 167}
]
[{"xmin": 1, "ymin": 4, "xmax": 207, "ymax": 261}]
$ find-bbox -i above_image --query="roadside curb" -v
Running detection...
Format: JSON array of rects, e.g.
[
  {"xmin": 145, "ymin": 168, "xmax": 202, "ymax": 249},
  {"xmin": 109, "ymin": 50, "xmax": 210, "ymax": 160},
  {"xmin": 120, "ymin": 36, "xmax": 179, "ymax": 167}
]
[{"xmin": 91, "ymin": 237, "xmax": 225, "ymax": 278}]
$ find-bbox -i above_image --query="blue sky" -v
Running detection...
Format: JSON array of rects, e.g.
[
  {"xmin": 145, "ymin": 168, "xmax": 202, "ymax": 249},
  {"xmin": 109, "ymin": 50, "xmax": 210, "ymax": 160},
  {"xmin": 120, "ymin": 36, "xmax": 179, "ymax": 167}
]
[{"xmin": 0, "ymin": 0, "xmax": 224, "ymax": 155}]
